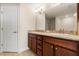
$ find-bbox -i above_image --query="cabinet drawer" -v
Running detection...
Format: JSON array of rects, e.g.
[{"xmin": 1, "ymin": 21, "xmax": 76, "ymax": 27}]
[
  {"xmin": 37, "ymin": 35, "xmax": 42, "ymax": 40},
  {"xmin": 37, "ymin": 45, "xmax": 42, "ymax": 50},
  {"xmin": 43, "ymin": 36, "xmax": 54, "ymax": 44},
  {"xmin": 37, "ymin": 49, "xmax": 42, "ymax": 56},
  {"xmin": 37, "ymin": 40, "xmax": 42, "ymax": 46},
  {"xmin": 54, "ymin": 39, "xmax": 78, "ymax": 51}
]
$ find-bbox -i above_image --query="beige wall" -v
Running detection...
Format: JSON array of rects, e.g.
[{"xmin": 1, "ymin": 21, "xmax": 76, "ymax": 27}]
[{"xmin": 18, "ymin": 4, "xmax": 35, "ymax": 52}]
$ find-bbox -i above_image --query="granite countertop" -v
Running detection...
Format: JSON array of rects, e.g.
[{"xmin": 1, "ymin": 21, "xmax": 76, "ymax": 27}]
[{"xmin": 29, "ymin": 31, "xmax": 79, "ymax": 41}]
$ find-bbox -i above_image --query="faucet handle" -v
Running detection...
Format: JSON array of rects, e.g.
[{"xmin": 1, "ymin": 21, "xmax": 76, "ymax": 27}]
[{"xmin": 62, "ymin": 28, "xmax": 64, "ymax": 33}]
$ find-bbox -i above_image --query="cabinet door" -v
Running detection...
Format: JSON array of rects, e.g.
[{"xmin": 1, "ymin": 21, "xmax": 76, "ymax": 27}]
[
  {"xmin": 43, "ymin": 42, "xmax": 54, "ymax": 56},
  {"xmin": 31, "ymin": 35, "xmax": 36, "ymax": 53},
  {"xmin": 55, "ymin": 46, "xmax": 77, "ymax": 56}
]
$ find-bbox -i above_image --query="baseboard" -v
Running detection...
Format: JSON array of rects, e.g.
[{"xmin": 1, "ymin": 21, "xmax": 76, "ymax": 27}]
[
  {"xmin": 18, "ymin": 47, "xmax": 29, "ymax": 53},
  {"xmin": 0, "ymin": 51, "xmax": 3, "ymax": 53},
  {"xmin": 0, "ymin": 48, "xmax": 29, "ymax": 53},
  {"xmin": 2, "ymin": 50, "xmax": 18, "ymax": 53}
]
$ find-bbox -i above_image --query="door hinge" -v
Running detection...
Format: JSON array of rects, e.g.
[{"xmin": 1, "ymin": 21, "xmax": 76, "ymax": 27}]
[
  {"xmin": 1, "ymin": 28, "xmax": 3, "ymax": 31},
  {"xmin": 1, "ymin": 44, "xmax": 3, "ymax": 46}
]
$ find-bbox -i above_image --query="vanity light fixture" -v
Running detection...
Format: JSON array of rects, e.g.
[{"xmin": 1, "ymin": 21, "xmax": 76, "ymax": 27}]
[{"xmin": 34, "ymin": 6, "xmax": 45, "ymax": 14}]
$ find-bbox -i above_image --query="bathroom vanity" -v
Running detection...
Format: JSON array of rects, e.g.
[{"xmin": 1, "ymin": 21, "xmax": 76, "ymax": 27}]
[
  {"xmin": 28, "ymin": 3, "xmax": 79, "ymax": 56},
  {"xmin": 28, "ymin": 31, "xmax": 79, "ymax": 56}
]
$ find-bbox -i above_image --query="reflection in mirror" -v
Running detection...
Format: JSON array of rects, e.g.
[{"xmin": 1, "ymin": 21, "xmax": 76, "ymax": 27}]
[{"xmin": 45, "ymin": 3, "xmax": 77, "ymax": 35}]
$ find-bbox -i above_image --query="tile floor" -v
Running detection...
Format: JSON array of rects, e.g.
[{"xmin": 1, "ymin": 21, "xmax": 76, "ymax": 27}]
[{"xmin": 0, "ymin": 49, "xmax": 36, "ymax": 56}]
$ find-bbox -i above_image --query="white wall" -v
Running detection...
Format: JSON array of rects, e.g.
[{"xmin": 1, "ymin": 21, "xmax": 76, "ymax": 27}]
[{"xmin": 18, "ymin": 4, "xmax": 35, "ymax": 52}]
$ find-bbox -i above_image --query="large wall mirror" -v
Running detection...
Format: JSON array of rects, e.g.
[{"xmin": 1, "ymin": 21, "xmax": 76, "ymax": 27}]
[{"xmin": 45, "ymin": 3, "xmax": 77, "ymax": 35}]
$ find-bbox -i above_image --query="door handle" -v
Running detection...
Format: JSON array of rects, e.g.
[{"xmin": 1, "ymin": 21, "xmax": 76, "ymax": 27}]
[{"xmin": 13, "ymin": 31, "xmax": 17, "ymax": 33}]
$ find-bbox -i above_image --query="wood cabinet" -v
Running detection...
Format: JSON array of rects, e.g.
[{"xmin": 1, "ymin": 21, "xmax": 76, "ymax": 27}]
[
  {"xmin": 28, "ymin": 34, "xmax": 43, "ymax": 55},
  {"xmin": 37, "ymin": 49, "xmax": 42, "ymax": 56},
  {"xmin": 31, "ymin": 36, "xmax": 36, "ymax": 52},
  {"xmin": 36, "ymin": 35, "xmax": 43, "ymax": 56},
  {"xmin": 43, "ymin": 36, "xmax": 54, "ymax": 56},
  {"xmin": 28, "ymin": 33, "xmax": 36, "ymax": 53},
  {"xmin": 28, "ymin": 33, "xmax": 79, "ymax": 56},
  {"xmin": 55, "ymin": 46, "xmax": 77, "ymax": 56},
  {"xmin": 43, "ymin": 42, "xmax": 54, "ymax": 56}
]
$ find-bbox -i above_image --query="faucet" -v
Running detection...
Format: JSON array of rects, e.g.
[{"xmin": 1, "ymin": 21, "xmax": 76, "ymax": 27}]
[
  {"xmin": 59, "ymin": 28, "xmax": 64, "ymax": 33},
  {"xmin": 62, "ymin": 28, "xmax": 64, "ymax": 33}
]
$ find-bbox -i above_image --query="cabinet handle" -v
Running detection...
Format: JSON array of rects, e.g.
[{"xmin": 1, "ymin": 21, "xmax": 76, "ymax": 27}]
[
  {"xmin": 55, "ymin": 48, "xmax": 58, "ymax": 50},
  {"xmin": 51, "ymin": 46, "xmax": 53, "ymax": 48}
]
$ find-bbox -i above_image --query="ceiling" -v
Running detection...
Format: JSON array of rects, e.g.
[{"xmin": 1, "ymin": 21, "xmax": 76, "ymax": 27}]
[
  {"xmin": 45, "ymin": 3, "xmax": 77, "ymax": 17},
  {"xmin": 28, "ymin": 3, "xmax": 76, "ymax": 16},
  {"xmin": 29, "ymin": 3, "xmax": 46, "ymax": 12}
]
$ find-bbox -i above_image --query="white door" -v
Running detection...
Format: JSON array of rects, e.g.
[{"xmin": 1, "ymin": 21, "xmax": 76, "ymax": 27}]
[
  {"xmin": 0, "ymin": 4, "xmax": 1, "ymax": 51},
  {"xmin": 1, "ymin": 4, "xmax": 19, "ymax": 52}
]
